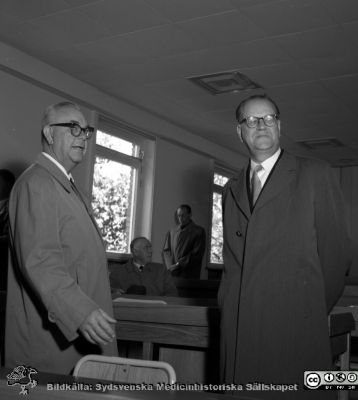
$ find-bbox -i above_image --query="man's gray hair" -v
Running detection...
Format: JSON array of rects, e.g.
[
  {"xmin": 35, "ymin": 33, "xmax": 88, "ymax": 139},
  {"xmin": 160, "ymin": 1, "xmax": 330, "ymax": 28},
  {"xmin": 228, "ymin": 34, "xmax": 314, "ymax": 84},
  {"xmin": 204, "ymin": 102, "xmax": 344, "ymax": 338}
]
[{"xmin": 41, "ymin": 101, "xmax": 81, "ymax": 129}]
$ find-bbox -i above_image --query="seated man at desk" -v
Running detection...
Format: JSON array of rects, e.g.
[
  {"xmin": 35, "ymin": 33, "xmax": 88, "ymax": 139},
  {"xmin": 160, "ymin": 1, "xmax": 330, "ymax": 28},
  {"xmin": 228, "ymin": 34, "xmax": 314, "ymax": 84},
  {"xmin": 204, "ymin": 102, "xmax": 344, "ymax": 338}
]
[{"xmin": 110, "ymin": 237, "xmax": 178, "ymax": 297}]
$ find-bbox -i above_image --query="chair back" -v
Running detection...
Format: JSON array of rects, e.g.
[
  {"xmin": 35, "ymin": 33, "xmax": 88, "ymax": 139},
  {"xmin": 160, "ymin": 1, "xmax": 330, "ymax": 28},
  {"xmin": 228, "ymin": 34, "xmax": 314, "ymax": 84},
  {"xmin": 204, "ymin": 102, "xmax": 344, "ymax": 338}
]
[{"xmin": 73, "ymin": 355, "xmax": 176, "ymax": 384}]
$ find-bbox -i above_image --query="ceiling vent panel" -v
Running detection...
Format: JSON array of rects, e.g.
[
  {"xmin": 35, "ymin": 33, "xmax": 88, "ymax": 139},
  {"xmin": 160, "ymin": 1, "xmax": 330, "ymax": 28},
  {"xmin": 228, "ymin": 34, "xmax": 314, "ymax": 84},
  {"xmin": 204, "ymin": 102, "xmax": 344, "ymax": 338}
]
[
  {"xmin": 296, "ymin": 138, "xmax": 344, "ymax": 150},
  {"xmin": 188, "ymin": 71, "xmax": 262, "ymax": 95}
]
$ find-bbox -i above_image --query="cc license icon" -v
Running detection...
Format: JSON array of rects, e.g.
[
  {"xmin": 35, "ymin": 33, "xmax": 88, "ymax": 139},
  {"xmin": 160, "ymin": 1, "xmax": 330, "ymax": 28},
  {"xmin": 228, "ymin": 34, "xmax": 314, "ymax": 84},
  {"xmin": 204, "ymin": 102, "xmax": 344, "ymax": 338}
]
[{"xmin": 305, "ymin": 373, "xmax": 321, "ymax": 389}]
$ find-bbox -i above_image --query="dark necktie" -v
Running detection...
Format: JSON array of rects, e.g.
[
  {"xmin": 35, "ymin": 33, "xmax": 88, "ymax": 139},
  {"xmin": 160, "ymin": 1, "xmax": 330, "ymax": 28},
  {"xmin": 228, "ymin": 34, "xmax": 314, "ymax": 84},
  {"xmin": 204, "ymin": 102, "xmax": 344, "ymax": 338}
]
[
  {"xmin": 250, "ymin": 164, "xmax": 263, "ymax": 206},
  {"xmin": 70, "ymin": 178, "xmax": 102, "ymax": 238},
  {"xmin": 70, "ymin": 178, "xmax": 88, "ymax": 212},
  {"xmin": 139, "ymin": 265, "xmax": 144, "ymax": 272}
]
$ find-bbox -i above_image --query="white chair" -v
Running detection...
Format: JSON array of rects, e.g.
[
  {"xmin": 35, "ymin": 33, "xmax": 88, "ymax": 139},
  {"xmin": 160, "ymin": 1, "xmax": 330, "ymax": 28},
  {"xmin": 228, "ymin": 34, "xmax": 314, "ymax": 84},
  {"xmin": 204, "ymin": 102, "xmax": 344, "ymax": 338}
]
[{"xmin": 73, "ymin": 355, "xmax": 176, "ymax": 384}]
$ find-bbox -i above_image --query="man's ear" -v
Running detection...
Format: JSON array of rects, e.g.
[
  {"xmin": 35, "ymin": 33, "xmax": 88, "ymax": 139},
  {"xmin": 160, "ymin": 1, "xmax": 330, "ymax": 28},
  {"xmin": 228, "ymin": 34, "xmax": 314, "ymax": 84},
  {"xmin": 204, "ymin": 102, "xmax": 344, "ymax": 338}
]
[
  {"xmin": 43, "ymin": 125, "xmax": 54, "ymax": 145},
  {"xmin": 236, "ymin": 124, "xmax": 243, "ymax": 142}
]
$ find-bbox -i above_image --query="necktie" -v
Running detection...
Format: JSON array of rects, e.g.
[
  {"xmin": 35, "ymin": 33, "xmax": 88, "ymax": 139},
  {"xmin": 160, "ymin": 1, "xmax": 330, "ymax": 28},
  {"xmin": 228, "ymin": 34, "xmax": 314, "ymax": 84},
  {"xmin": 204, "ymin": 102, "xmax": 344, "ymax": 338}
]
[
  {"xmin": 70, "ymin": 178, "xmax": 88, "ymax": 212},
  {"xmin": 250, "ymin": 164, "xmax": 263, "ymax": 207},
  {"xmin": 70, "ymin": 178, "xmax": 102, "ymax": 238},
  {"xmin": 139, "ymin": 265, "xmax": 144, "ymax": 272}
]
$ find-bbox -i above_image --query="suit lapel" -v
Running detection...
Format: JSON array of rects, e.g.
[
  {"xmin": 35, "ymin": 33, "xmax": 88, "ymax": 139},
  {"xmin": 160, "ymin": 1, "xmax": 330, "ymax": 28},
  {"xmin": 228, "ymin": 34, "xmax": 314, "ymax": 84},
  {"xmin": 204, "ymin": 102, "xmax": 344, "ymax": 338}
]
[{"xmin": 253, "ymin": 151, "xmax": 297, "ymax": 212}]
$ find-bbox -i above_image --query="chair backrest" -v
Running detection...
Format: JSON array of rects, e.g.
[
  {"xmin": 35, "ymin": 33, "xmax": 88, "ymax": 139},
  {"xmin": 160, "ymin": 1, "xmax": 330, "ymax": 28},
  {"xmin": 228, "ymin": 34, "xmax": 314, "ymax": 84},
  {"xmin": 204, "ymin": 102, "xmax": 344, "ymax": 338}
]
[{"xmin": 73, "ymin": 355, "xmax": 176, "ymax": 385}]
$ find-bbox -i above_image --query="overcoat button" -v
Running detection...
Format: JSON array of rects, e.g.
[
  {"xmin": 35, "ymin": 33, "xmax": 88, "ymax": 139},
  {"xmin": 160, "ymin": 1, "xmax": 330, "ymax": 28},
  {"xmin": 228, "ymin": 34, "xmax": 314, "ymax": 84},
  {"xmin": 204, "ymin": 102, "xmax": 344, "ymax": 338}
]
[{"xmin": 236, "ymin": 231, "xmax": 242, "ymax": 237}]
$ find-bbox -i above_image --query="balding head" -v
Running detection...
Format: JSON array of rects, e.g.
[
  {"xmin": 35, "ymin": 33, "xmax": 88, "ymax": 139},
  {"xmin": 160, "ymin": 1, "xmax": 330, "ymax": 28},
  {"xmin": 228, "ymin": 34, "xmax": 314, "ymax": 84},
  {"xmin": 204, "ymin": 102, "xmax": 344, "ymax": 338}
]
[{"xmin": 130, "ymin": 237, "xmax": 152, "ymax": 265}]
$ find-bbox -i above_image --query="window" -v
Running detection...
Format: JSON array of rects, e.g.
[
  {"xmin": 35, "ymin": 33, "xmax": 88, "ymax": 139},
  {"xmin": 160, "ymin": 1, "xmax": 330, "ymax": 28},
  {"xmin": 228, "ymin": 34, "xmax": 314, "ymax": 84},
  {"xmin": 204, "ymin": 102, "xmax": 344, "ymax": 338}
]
[
  {"xmin": 91, "ymin": 123, "xmax": 142, "ymax": 255},
  {"xmin": 210, "ymin": 170, "xmax": 232, "ymax": 265}
]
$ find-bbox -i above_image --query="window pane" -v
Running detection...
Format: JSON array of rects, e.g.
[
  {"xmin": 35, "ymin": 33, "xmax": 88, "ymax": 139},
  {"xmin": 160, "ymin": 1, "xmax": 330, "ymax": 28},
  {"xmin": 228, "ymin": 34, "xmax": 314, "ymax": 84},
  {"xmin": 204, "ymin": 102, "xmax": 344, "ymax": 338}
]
[
  {"xmin": 96, "ymin": 130, "xmax": 137, "ymax": 156},
  {"xmin": 210, "ymin": 192, "xmax": 224, "ymax": 264},
  {"xmin": 92, "ymin": 156, "xmax": 136, "ymax": 253},
  {"xmin": 214, "ymin": 173, "xmax": 229, "ymax": 187}
]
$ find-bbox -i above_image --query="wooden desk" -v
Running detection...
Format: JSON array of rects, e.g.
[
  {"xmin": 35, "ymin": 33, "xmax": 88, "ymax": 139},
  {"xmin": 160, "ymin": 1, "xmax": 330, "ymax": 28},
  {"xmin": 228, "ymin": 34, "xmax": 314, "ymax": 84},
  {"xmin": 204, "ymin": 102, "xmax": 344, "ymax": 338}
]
[
  {"xmin": 333, "ymin": 305, "xmax": 358, "ymax": 337},
  {"xmin": 113, "ymin": 296, "xmax": 219, "ymax": 384},
  {"xmin": 114, "ymin": 295, "xmax": 355, "ymax": 386},
  {"xmin": 0, "ymin": 368, "xmax": 262, "ymax": 400},
  {"xmin": 334, "ymin": 285, "xmax": 358, "ymax": 336}
]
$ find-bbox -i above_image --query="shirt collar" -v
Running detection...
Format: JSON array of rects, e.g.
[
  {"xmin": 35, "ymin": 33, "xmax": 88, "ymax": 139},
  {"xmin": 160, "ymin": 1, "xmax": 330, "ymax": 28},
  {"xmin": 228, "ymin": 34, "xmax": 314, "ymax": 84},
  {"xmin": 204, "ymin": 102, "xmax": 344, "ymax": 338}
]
[
  {"xmin": 176, "ymin": 220, "xmax": 193, "ymax": 231},
  {"xmin": 250, "ymin": 148, "xmax": 281, "ymax": 172},
  {"xmin": 42, "ymin": 152, "xmax": 73, "ymax": 181},
  {"xmin": 132, "ymin": 260, "xmax": 144, "ymax": 270}
]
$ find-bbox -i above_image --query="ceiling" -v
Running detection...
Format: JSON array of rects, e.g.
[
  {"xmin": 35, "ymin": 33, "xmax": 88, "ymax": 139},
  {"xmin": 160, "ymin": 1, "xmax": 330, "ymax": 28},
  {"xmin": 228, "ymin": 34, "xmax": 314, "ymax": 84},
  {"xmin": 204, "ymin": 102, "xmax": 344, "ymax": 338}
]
[{"xmin": 0, "ymin": 0, "xmax": 358, "ymax": 166}]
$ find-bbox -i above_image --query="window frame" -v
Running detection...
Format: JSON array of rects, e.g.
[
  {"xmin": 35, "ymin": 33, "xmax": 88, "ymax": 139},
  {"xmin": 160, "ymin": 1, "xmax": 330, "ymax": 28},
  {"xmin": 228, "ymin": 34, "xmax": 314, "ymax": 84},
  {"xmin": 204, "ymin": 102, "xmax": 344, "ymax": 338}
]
[
  {"xmin": 90, "ymin": 117, "xmax": 147, "ymax": 260},
  {"xmin": 207, "ymin": 165, "xmax": 237, "ymax": 270}
]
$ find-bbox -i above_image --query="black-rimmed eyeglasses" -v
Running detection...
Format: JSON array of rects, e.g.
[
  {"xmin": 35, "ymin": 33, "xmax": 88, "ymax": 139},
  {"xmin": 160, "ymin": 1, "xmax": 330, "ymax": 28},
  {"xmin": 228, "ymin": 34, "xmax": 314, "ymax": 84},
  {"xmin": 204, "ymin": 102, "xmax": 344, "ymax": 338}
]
[
  {"xmin": 49, "ymin": 122, "xmax": 94, "ymax": 139},
  {"xmin": 239, "ymin": 114, "xmax": 279, "ymax": 128}
]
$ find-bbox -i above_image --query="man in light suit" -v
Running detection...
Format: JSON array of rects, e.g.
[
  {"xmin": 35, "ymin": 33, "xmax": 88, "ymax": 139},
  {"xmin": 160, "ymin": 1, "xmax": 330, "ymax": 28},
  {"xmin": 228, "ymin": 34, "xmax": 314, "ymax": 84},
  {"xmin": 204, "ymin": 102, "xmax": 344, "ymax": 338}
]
[
  {"xmin": 5, "ymin": 101, "xmax": 117, "ymax": 374},
  {"xmin": 219, "ymin": 94, "xmax": 351, "ymax": 398}
]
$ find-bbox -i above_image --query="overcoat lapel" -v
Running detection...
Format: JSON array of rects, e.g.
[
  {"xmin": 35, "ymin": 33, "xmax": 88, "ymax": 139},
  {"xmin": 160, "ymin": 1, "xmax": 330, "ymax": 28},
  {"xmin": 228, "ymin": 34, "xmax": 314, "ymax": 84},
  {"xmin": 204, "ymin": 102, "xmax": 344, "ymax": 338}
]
[
  {"xmin": 229, "ymin": 164, "xmax": 251, "ymax": 220},
  {"xmin": 36, "ymin": 153, "xmax": 72, "ymax": 193},
  {"xmin": 35, "ymin": 153, "xmax": 104, "ymax": 240},
  {"xmin": 254, "ymin": 151, "xmax": 297, "ymax": 212}
]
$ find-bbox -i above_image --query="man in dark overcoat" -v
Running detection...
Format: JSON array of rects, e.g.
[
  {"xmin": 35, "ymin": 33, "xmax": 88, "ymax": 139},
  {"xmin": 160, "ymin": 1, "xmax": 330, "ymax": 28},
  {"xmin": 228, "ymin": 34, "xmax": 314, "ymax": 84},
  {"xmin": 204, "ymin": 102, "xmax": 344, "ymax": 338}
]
[{"xmin": 219, "ymin": 94, "xmax": 351, "ymax": 398}]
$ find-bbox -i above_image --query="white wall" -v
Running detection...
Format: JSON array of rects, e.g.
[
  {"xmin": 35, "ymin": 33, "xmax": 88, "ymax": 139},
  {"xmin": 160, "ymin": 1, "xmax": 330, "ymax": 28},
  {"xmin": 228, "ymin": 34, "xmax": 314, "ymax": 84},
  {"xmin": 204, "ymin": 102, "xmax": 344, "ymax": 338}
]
[{"xmin": 0, "ymin": 69, "xmax": 94, "ymax": 181}]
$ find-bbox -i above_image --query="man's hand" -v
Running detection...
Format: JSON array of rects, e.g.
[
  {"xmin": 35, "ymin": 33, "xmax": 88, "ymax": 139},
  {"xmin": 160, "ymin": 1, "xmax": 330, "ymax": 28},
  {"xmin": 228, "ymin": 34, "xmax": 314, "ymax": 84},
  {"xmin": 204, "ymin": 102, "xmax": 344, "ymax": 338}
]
[
  {"xmin": 168, "ymin": 262, "xmax": 180, "ymax": 272},
  {"xmin": 79, "ymin": 309, "xmax": 116, "ymax": 345}
]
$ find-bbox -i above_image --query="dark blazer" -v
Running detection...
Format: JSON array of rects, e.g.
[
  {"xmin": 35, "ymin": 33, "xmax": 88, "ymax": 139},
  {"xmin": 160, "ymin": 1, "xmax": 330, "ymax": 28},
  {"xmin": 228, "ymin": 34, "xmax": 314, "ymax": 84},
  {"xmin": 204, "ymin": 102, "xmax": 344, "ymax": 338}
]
[
  {"xmin": 110, "ymin": 258, "xmax": 178, "ymax": 297},
  {"xmin": 5, "ymin": 153, "xmax": 117, "ymax": 374},
  {"xmin": 219, "ymin": 151, "xmax": 351, "ymax": 398}
]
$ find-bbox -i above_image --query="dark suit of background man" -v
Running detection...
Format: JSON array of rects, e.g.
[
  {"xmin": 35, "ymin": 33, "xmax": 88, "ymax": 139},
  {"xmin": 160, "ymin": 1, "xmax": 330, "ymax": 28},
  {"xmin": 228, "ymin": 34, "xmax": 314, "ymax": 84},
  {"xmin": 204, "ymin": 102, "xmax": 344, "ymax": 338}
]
[
  {"xmin": 5, "ymin": 101, "xmax": 118, "ymax": 374},
  {"xmin": 110, "ymin": 237, "xmax": 178, "ymax": 297},
  {"xmin": 219, "ymin": 94, "xmax": 351, "ymax": 399},
  {"xmin": 162, "ymin": 204, "xmax": 206, "ymax": 279}
]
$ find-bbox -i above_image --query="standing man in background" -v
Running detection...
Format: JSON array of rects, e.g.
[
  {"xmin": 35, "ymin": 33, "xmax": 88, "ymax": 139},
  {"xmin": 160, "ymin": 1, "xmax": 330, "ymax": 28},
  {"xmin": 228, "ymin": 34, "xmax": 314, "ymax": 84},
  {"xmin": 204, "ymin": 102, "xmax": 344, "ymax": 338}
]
[
  {"xmin": 219, "ymin": 94, "xmax": 351, "ymax": 398},
  {"xmin": 162, "ymin": 204, "xmax": 206, "ymax": 279},
  {"xmin": 5, "ymin": 101, "xmax": 117, "ymax": 374}
]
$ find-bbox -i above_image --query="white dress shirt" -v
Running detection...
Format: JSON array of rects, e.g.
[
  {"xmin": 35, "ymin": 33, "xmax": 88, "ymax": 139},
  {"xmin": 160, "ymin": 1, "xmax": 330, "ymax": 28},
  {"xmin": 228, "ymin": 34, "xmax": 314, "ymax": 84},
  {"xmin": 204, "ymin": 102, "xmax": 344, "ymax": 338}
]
[
  {"xmin": 42, "ymin": 152, "xmax": 73, "ymax": 182},
  {"xmin": 250, "ymin": 148, "xmax": 281, "ymax": 188}
]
